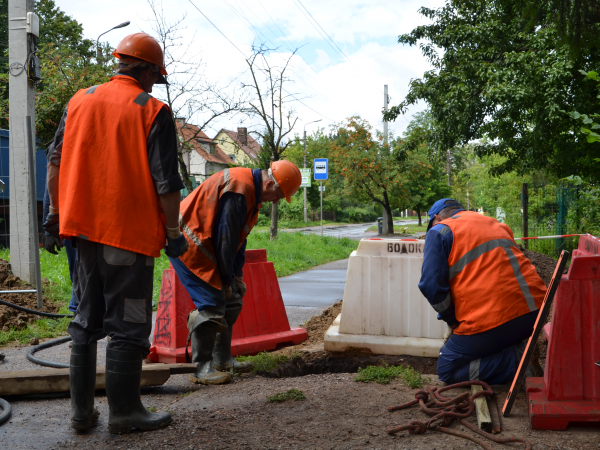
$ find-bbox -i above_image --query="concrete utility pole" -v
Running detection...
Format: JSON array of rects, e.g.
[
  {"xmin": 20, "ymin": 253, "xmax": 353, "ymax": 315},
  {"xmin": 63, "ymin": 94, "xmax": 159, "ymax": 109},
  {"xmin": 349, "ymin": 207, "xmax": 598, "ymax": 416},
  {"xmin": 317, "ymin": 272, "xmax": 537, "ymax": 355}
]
[
  {"xmin": 383, "ymin": 85, "xmax": 389, "ymax": 145},
  {"xmin": 9, "ymin": 0, "xmax": 37, "ymax": 283},
  {"xmin": 381, "ymin": 85, "xmax": 389, "ymax": 234}
]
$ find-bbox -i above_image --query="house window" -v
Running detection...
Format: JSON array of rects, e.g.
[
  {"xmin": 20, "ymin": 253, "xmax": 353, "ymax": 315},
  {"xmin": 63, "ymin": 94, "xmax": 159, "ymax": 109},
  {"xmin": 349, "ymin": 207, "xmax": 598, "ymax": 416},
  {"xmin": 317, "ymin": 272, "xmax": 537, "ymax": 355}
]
[{"xmin": 228, "ymin": 154, "xmax": 235, "ymax": 162}]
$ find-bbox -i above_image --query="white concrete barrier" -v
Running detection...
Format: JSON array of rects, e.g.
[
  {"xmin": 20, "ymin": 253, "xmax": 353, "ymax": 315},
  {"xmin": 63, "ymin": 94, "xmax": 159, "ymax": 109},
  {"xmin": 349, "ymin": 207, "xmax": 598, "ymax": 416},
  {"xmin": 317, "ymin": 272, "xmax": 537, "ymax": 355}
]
[{"xmin": 324, "ymin": 238, "xmax": 448, "ymax": 357}]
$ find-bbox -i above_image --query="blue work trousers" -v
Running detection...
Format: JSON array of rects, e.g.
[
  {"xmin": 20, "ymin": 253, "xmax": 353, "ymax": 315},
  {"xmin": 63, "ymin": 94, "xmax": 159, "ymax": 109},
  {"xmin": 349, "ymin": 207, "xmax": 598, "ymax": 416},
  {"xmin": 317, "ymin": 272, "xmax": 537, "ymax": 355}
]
[
  {"xmin": 169, "ymin": 256, "xmax": 225, "ymax": 313},
  {"xmin": 43, "ymin": 185, "xmax": 79, "ymax": 313},
  {"xmin": 437, "ymin": 310, "xmax": 538, "ymax": 385}
]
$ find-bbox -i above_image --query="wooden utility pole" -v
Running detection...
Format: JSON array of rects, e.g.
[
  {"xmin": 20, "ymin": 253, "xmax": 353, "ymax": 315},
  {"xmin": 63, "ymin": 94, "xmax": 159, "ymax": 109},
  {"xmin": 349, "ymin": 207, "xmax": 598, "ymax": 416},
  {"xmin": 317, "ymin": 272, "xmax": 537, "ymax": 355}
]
[
  {"xmin": 382, "ymin": 85, "xmax": 389, "ymax": 234},
  {"xmin": 447, "ymin": 149, "xmax": 451, "ymax": 186},
  {"xmin": 8, "ymin": 0, "xmax": 37, "ymax": 283}
]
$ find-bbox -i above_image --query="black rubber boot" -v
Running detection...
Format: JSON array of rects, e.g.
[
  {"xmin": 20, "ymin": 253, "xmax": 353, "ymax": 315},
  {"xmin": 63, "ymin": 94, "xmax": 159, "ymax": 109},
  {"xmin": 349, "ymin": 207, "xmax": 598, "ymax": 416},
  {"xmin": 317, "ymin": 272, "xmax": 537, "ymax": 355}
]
[
  {"xmin": 106, "ymin": 348, "xmax": 172, "ymax": 434},
  {"xmin": 212, "ymin": 304, "xmax": 253, "ymax": 373},
  {"xmin": 189, "ymin": 324, "xmax": 232, "ymax": 385},
  {"xmin": 70, "ymin": 343, "xmax": 99, "ymax": 431}
]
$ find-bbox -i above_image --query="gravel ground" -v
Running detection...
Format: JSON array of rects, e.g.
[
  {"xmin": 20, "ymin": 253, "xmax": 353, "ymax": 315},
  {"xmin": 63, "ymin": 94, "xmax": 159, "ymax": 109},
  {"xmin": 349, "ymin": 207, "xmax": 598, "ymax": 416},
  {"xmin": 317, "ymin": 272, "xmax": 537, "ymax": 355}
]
[{"xmin": 1, "ymin": 371, "xmax": 590, "ymax": 450}]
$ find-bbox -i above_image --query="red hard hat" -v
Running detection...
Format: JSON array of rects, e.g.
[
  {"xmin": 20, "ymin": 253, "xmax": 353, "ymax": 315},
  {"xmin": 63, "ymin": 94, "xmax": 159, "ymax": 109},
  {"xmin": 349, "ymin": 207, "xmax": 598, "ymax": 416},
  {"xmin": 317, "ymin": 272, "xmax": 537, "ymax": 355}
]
[
  {"xmin": 270, "ymin": 160, "xmax": 301, "ymax": 203},
  {"xmin": 112, "ymin": 33, "xmax": 167, "ymax": 76}
]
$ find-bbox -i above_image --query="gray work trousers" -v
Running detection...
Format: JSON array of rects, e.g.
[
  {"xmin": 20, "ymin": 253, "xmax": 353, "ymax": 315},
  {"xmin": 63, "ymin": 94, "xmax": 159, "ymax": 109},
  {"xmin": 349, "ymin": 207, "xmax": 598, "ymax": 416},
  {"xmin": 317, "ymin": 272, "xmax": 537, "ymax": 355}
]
[{"xmin": 68, "ymin": 238, "xmax": 155, "ymax": 355}]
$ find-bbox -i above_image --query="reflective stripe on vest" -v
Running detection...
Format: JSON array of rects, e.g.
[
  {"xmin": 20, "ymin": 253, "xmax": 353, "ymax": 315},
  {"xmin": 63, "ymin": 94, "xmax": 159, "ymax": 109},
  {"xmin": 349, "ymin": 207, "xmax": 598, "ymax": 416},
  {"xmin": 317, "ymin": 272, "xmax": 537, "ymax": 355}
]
[
  {"xmin": 449, "ymin": 238, "xmax": 537, "ymax": 312},
  {"xmin": 179, "ymin": 214, "xmax": 217, "ymax": 265}
]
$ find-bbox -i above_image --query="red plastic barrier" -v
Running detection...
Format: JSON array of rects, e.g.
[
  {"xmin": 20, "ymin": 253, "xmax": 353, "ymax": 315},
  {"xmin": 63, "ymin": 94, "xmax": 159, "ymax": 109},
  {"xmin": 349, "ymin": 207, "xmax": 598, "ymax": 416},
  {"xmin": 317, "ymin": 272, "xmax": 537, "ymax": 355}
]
[
  {"xmin": 146, "ymin": 249, "xmax": 308, "ymax": 364},
  {"xmin": 526, "ymin": 234, "xmax": 600, "ymax": 430}
]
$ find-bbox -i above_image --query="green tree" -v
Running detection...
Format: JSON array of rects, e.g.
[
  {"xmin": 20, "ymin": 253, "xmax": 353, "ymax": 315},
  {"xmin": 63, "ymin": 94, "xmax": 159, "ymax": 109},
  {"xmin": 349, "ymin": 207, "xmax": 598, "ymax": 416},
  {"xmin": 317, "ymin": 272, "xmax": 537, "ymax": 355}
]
[
  {"xmin": 384, "ymin": 0, "xmax": 600, "ymax": 181},
  {"xmin": 330, "ymin": 117, "xmax": 412, "ymax": 234}
]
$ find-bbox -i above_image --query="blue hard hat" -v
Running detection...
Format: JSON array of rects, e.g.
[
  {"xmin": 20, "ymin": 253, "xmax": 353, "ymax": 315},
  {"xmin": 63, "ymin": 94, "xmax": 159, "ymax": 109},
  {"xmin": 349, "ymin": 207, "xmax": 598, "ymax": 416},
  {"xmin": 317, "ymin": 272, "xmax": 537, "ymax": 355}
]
[{"xmin": 427, "ymin": 198, "xmax": 463, "ymax": 231}]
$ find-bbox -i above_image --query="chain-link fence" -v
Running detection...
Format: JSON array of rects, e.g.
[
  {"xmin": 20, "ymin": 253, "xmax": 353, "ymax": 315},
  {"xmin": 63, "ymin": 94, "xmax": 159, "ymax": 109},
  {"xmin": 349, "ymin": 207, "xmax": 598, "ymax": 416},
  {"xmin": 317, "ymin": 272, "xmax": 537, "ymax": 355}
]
[{"xmin": 515, "ymin": 181, "xmax": 581, "ymax": 257}]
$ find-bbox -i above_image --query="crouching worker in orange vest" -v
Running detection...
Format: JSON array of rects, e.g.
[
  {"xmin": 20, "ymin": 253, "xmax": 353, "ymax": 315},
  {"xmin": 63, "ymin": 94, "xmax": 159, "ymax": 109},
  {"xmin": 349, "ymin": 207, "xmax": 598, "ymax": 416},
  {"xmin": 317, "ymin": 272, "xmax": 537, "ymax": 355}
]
[
  {"xmin": 44, "ymin": 33, "xmax": 189, "ymax": 433},
  {"xmin": 418, "ymin": 199, "xmax": 547, "ymax": 385},
  {"xmin": 171, "ymin": 161, "xmax": 301, "ymax": 385}
]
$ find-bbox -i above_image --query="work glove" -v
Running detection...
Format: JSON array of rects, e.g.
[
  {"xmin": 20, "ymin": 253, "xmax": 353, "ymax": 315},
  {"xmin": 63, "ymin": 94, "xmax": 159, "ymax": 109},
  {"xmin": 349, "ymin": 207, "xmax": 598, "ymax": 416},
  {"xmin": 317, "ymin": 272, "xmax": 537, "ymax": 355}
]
[
  {"xmin": 234, "ymin": 274, "xmax": 247, "ymax": 299},
  {"xmin": 223, "ymin": 284, "xmax": 233, "ymax": 300},
  {"xmin": 43, "ymin": 213, "xmax": 60, "ymax": 237},
  {"xmin": 164, "ymin": 233, "xmax": 189, "ymax": 258},
  {"xmin": 44, "ymin": 234, "xmax": 64, "ymax": 255}
]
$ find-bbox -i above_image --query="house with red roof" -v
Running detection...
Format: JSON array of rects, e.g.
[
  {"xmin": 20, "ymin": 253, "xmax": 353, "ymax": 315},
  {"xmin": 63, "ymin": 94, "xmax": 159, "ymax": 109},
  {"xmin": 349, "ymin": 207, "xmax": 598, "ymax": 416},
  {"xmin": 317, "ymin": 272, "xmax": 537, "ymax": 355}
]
[
  {"xmin": 213, "ymin": 127, "xmax": 260, "ymax": 165},
  {"xmin": 176, "ymin": 118, "xmax": 234, "ymax": 184}
]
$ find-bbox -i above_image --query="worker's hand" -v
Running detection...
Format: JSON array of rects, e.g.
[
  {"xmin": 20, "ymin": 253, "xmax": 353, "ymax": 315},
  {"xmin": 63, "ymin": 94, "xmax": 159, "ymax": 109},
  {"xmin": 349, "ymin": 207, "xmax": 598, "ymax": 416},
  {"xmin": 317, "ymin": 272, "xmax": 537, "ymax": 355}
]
[
  {"xmin": 234, "ymin": 275, "xmax": 247, "ymax": 298},
  {"xmin": 44, "ymin": 234, "xmax": 64, "ymax": 255},
  {"xmin": 43, "ymin": 213, "xmax": 60, "ymax": 237},
  {"xmin": 223, "ymin": 284, "xmax": 233, "ymax": 300},
  {"xmin": 164, "ymin": 233, "xmax": 189, "ymax": 258}
]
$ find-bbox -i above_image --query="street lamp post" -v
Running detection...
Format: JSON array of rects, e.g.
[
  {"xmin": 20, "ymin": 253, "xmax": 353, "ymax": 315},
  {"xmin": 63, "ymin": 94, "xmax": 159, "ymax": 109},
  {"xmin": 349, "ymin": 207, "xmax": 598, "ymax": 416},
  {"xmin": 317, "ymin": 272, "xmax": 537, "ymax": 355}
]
[
  {"xmin": 303, "ymin": 119, "xmax": 322, "ymax": 223},
  {"xmin": 96, "ymin": 21, "xmax": 131, "ymax": 64}
]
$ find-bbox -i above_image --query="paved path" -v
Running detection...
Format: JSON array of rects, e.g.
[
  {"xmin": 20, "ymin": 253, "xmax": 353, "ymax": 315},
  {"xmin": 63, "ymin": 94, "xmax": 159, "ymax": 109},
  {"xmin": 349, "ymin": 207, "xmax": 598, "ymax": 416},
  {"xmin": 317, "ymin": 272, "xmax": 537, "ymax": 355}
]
[{"xmin": 283, "ymin": 220, "xmax": 420, "ymax": 241}]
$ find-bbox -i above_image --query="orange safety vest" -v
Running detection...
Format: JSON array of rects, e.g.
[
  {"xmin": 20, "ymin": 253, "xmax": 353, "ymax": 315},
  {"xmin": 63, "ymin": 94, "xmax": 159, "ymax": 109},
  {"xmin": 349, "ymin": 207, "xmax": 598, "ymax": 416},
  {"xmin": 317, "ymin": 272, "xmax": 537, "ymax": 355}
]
[
  {"xmin": 59, "ymin": 75, "xmax": 169, "ymax": 257},
  {"xmin": 178, "ymin": 168, "xmax": 261, "ymax": 289},
  {"xmin": 440, "ymin": 211, "xmax": 546, "ymax": 335}
]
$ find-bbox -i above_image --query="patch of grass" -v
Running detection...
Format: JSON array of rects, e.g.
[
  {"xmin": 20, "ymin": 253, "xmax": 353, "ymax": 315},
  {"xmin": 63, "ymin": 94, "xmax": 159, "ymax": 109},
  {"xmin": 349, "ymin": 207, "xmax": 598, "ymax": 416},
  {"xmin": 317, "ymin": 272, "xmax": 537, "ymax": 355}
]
[
  {"xmin": 146, "ymin": 406, "xmax": 157, "ymax": 412},
  {"xmin": 246, "ymin": 231, "xmax": 358, "ymax": 277},
  {"xmin": 236, "ymin": 351, "xmax": 300, "ymax": 372},
  {"xmin": 354, "ymin": 362, "xmax": 430, "ymax": 388},
  {"xmin": 253, "ymin": 220, "xmax": 342, "ymax": 233},
  {"xmin": 153, "ymin": 252, "xmax": 170, "ymax": 310},
  {"xmin": 267, "ymin": 388, "xmax": 306, "ymax": 403}
]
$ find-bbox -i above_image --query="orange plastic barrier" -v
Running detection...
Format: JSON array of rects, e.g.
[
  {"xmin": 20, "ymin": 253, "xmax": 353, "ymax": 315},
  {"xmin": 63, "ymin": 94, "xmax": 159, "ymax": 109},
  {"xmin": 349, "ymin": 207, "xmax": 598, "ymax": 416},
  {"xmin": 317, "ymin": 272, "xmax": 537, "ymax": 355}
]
[{"xmin": 147, "ymin": 249, "xmax": 307, "ymax": 363}]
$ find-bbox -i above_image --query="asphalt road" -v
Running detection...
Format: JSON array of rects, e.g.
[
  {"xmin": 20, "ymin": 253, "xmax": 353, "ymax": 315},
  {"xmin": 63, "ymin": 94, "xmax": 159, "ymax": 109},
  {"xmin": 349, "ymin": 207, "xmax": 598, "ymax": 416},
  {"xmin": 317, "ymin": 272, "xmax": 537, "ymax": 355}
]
[{"xmin": 285, "ymin": 220, "xmax": 420, "ymax": 240}]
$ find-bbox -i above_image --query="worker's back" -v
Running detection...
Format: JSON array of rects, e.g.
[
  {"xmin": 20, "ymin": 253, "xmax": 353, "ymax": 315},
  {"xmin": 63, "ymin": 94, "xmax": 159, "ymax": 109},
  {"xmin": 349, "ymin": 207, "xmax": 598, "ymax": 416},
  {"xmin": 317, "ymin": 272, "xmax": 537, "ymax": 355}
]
[
  {"xmin": 441, "ymin": 211, "xmax": 546, "ymax": 335},
  {"xmin": 59, "ymin": 75, "xmax": 167, "ymax": 257}
]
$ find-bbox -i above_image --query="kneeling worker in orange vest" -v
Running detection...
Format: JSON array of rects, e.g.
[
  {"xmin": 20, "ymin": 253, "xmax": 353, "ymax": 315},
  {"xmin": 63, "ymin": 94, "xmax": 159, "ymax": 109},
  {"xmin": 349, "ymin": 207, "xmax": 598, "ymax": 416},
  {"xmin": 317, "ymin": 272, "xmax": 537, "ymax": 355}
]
[
  {"xmin": 44, "ymin": 33, "xmax": 189, "ymax": 433},
  {"xmin": 418, "ymin": 199, "xmax": 547, "ymax": 385},
  {"xmin": 170, "ymin": 161, "xmax": 301, "ymax": 385}
]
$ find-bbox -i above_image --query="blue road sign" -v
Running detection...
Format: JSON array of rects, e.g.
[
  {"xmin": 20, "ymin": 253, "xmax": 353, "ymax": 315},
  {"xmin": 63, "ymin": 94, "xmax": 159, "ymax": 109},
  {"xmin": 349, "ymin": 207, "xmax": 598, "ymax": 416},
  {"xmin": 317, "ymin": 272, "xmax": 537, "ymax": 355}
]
[{"xmin": 314, "ymin": 158, "xmax": 328, "ymax": 180}]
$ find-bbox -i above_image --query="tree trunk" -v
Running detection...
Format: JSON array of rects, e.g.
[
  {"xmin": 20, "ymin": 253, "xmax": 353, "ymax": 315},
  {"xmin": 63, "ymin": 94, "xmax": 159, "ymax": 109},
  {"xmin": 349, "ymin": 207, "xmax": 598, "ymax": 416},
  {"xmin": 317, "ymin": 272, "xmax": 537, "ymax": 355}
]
[
  {"xmin": 178, "ymin": 152, "xmax": 193, "ymax": 194},
  {"xmin": 270, "ymin": 202, "xmax": 279, "ymax": 240},
  {"xmin": 382, "ymin": 191, "xmax": 394, "ymax": 235},
  {"xmin": 416, "ymin": 206, "xmax": 422, "ymax": 226}
]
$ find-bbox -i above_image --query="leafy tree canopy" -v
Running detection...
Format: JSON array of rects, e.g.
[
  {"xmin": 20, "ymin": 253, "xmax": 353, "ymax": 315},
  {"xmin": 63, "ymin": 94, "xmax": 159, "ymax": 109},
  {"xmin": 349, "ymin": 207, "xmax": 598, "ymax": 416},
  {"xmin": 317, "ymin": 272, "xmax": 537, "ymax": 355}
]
[{"xmin": 384, "ymin": 0, "xmax": 600, "ymax": 181}]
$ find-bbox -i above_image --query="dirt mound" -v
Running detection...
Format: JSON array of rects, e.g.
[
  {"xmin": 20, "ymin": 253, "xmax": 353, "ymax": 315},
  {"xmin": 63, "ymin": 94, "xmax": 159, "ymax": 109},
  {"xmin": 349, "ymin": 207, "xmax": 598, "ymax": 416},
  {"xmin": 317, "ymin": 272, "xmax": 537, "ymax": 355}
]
[
  {"xmin": 300, "ymin": 300, "xmax": 342, "ymax": 346},
  {"xmin": 520, "ymin": 247, "xmax": 561, "ymax": 286},
  {"xmin": 0, "ymin": 259, "xmax": 59, "ymax": 332}
]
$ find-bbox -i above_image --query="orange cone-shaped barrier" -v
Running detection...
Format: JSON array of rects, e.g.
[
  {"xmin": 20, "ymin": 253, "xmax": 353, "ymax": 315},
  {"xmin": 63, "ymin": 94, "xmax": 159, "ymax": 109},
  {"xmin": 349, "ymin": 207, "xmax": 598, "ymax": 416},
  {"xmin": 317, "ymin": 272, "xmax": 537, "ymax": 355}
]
[{"xmin": 147, "ymin": 249, "xmax": 308, "ymax": 363}]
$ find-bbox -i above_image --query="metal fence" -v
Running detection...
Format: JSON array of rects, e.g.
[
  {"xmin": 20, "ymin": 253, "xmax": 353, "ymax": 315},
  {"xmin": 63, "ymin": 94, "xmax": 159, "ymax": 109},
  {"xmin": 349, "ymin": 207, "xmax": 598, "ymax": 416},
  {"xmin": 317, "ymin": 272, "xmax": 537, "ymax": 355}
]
[{"xmin": 516, "ymin": 181, "xmax": 581, "ymax": 257}]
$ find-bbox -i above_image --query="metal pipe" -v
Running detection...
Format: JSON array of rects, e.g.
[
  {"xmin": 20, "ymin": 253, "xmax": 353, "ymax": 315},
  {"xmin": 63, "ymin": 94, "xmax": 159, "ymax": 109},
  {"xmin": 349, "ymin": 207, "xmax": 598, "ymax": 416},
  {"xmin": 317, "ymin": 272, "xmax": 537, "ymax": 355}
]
[{"xmin": 25, "ymin": 116, "xmax": 43, "ymax": 309}]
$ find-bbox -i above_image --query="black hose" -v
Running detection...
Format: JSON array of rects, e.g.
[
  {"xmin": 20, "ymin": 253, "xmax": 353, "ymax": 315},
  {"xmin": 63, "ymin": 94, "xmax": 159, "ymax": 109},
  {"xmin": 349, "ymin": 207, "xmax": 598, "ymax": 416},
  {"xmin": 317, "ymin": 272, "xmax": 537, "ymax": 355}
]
[
  {"xmin": 0, "ymin": 398, "xmax": 11, "ymax": 425},
  {"xmin": 0, "ymin": 299, "xmax": 74, "ymax": 318},
  {"xmin": 26, "ymin": 336, "xmax": 71, "ymax": 369}
]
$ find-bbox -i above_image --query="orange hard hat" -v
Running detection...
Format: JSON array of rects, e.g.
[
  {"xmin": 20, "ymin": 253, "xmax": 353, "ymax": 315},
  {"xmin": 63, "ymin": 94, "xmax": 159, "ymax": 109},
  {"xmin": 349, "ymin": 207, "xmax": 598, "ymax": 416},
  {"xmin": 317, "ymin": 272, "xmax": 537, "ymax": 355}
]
[
  {"xmin": 113, "ymin": 33, "xmax": 167, "ymax": 76},
  {"xmin": 270, "ymin": 160, "xmax": 301, "ymax": 203}
]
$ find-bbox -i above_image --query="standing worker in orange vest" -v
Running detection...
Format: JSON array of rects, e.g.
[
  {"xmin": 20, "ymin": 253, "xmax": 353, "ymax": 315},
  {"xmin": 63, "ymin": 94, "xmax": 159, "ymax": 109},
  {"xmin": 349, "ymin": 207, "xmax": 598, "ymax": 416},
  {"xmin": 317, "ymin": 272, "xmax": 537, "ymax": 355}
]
[
  {"xmin": 171, "ymin": 161, "xmax": 301, "ymax": 385},
  {"xmin": 44, "ymin": 33, "xmax": 189, "ymax": 434},
  {"xmin": 419, "ymin": 199, "xmax": 547, "ymax": 384}
]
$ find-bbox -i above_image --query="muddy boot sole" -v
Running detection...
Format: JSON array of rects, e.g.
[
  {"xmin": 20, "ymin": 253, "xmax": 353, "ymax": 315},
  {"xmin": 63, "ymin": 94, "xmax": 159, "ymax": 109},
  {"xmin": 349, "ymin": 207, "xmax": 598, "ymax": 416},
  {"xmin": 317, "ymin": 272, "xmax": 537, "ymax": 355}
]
[
  {"xmin": 213, "ymin": 361, "xmax": 254, "ymax": 373},
  {"xmin": 189, "ymin": 373, "xmax": 232, "ymax": 385},
  {"xmin": 108, "ymin": 416, "xmax": 172, "ymax": 434},
  {"xmin": 71, "ymin": 408, "xmax": 100, "ymax": 431}
]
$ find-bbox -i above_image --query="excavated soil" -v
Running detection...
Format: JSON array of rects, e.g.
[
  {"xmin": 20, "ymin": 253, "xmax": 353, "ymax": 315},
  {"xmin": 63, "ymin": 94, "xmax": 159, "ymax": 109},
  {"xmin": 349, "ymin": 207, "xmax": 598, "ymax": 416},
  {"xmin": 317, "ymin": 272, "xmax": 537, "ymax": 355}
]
[
  {"xmin": 521, "ymin": 247, "xmax": 563, "ymax": 286},
  {"xmin": 0, "ymin": 259, "xmax": 59, "ymax": 331}
]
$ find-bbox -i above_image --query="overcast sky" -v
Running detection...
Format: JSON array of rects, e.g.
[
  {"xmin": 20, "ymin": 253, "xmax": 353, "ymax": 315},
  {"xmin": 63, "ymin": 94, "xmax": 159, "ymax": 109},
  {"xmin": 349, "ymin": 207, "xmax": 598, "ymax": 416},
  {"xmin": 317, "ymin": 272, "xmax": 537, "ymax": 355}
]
[{"xmin": 55, "ymin": 0, "xmax": 444, "ymax": 139}]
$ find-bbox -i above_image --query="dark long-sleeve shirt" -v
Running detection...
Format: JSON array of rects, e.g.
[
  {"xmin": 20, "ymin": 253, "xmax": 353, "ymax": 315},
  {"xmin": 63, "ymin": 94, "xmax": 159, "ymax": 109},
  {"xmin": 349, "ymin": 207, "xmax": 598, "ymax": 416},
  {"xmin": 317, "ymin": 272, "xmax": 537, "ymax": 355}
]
[
  {"xmin": 418, "ymin": 208, "xmax": 465, "ymax": 328},
  {"xmin": 213, "ymin": 169, "xmax": 262, "ymax": 286}
]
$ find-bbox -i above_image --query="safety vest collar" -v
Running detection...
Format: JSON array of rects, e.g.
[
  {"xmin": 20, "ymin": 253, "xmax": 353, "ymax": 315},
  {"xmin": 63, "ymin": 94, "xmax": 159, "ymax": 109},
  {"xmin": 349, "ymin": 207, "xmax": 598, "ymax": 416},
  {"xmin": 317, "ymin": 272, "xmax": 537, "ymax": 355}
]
[{"xmin": 109, "ymin": 74, "xmax": 145, "ymax": 90}]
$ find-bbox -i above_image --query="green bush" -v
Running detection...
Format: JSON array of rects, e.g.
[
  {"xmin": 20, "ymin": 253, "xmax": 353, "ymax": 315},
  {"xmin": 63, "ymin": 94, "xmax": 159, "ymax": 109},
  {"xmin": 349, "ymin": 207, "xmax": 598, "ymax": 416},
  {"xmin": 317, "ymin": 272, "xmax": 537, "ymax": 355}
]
[
  {"xmin": 338, "ymin": 207, "xmax": 379, "ymax": 223},
  {"xmin": 278, "ymin": 192, "xmax": 306, "ymax": 222}
]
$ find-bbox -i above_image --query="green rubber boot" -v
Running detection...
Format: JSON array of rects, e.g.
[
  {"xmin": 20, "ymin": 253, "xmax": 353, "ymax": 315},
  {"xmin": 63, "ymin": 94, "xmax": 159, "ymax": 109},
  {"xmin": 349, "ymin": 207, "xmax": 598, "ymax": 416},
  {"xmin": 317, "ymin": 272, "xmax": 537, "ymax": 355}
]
[
  {"xmin": 212, "ymin": 304, "xmax": 253, "ymax": 373},
  {"xmin": 106, "ymin": 348, "xmax": 172, "ymax": 434},
  {"xmin": 70, "ymin": 343, "xmax": 100, "ymax": 430},
  {"xmin": 189, "ymin": 324, "xmax": 232, "ymax": 385}
]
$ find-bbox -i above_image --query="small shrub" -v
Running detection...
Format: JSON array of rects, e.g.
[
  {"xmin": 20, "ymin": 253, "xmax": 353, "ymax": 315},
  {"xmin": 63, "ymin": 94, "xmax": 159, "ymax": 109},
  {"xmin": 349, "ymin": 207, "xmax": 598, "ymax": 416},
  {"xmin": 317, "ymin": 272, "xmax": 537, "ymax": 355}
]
[
  {"xmin": 267, "ymin": 388, "xmax": 306, "ymax": 403},
  {"xmin": 354, "ymin": 362, "xmax": 430, "ymax": 388}
]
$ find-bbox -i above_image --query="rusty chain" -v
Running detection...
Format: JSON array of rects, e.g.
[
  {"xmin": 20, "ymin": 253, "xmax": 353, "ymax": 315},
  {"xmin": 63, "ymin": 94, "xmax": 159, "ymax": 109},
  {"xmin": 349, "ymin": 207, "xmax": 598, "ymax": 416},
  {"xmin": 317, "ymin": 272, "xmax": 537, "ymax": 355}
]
[{"xmin": 386, "ymin": 380, "xmax": 533, "ymax": 450}]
